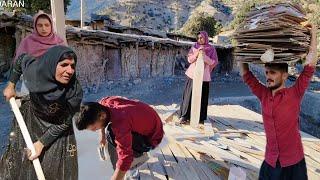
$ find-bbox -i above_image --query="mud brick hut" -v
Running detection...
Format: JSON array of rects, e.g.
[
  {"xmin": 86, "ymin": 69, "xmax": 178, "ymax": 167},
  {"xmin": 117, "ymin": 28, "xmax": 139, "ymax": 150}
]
[
  {"xmin": 0, "ymin": 11, "xmax": 233, "ymax": 89},
  {"xmin": 0, "ymin": 12, "xmax": 16, "ymax": 79}
]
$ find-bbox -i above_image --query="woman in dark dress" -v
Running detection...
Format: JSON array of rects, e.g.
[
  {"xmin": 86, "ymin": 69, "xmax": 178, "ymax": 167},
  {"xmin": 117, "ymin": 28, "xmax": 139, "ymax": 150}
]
[{"xmin": 1, "ymin": 45, "xmax": 83, "ymax": 180}]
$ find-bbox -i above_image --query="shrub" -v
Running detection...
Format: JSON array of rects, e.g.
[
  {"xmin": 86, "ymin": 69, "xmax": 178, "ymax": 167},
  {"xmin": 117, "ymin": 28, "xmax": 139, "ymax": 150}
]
[{"xmin": 180, "ymin": 13, "xmax": 223, "ymax": 38}]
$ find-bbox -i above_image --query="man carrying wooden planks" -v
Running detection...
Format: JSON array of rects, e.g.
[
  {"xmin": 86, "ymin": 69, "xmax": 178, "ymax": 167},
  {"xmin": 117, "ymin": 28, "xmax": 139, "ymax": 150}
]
[
  {"xmin": 75, "ymin": 96, "xmax": 164, "ymax": 180},
  {"xmin": 239, "ymin": 25, "xmax": 318, "ymax": 180}
]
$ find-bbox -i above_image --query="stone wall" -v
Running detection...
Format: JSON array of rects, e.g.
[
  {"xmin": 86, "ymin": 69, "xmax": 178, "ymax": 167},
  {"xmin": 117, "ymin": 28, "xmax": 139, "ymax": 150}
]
[
  {"xmin": 67, "ymin": 41, "xmax": 190, "ymax": 91},
  {"xmin": 2, "ymin": 19, "xmax": 234, "ymax": 89}
]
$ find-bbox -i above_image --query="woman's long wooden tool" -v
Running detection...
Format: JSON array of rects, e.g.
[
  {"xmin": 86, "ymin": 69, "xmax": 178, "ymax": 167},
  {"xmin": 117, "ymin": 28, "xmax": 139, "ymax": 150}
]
[
  {"xmin": 9, "ymin": 97, "xmax": 46, "ymax": 180},
  {"xmin": 190, "ymin": 50, "xmax": 204, "ymax": 128}
]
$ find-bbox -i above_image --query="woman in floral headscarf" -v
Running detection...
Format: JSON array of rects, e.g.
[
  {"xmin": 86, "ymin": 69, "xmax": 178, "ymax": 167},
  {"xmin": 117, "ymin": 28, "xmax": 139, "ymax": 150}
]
[{"xmin": 178, "ymin": 31, "xmax": 219, "ymax": 124}]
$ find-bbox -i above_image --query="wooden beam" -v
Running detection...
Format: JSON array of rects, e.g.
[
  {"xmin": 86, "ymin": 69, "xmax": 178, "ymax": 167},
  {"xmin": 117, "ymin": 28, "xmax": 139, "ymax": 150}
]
[
  {"xmin": 146, "ymin": 156, "xmax": 167, "ymax": 180},
  {"xmin": 50, "ymin": 0, "xmax": 66, "ymax": 43},
  {"xmin": 169, "ymin": 143, "xmax": 212, "ymax": 180},
  {"xmin": 158, "ymin": 148, "xmax": 176, "ymax": 179},
  {"xmin": 80, "ymin": 0, "xmax": 84, "ymax": 28},
  {"xmin": 190, "ymin": 51, "xmax": 204, "ymax": 128}
]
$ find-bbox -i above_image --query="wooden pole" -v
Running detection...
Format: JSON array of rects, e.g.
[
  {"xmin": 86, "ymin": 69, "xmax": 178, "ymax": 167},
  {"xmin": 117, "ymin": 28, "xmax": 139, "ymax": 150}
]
[
  {"xmin": 80, "ymin": 0, "xmax": 83, "ymax": 28},
  {"xmin": 9, "ymin": 98, "xmax": 46, "ymax": 180},
  {"xmin": 50, "ymin": 0, "xmax": 67, "ymax": 43},
  {"xmin": 190, "ymin": 51, "xmax": 204, "ymax": 128}
]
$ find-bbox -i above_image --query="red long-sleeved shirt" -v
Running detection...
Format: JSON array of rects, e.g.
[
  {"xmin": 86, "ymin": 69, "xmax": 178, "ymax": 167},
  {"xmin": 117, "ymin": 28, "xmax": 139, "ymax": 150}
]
[
  {"xmin": 99, "ymin": 96, "xmax": 164, "ymax": 171},
  {"xmin": 243, "ymin": 65, "xmax": 315, "ymax": 168}
]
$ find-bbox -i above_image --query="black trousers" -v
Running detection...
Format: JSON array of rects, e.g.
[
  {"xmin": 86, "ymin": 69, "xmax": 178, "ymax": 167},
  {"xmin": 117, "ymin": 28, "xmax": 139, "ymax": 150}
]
[
  {"xmin": 178, "ymin": 77, "xmax": 210, "ymax": 123},
  {"xmin": 105, "ymin": 123, "xmax": 152, "ymax": 170},
  {"xmin": 259, "ymin": 159, "xmax": 308, "ymax": 180}
]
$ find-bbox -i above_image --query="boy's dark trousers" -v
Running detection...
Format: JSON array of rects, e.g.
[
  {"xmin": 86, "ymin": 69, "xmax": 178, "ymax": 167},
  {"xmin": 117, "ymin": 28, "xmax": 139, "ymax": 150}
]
[{"xmin": 105, "ymin": 123, "xmax": 152, "ymax": 170}]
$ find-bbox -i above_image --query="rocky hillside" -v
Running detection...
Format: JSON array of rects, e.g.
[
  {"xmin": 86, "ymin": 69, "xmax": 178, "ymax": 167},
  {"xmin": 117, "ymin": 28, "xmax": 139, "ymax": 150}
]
[
  {"xmin": 66, "ymin": 0, "xmax": 116, "ymax": 21},
  {"xmin": 66, "ymin": 0, "xmax": 319, "ymax": 47},
  {"xmin": 66, "ymin": 0, "xmax": 234, "ymax": 33}
]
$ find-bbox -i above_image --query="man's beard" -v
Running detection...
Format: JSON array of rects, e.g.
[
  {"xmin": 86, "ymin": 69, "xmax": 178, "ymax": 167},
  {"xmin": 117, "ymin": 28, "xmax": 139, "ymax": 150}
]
[{"xmin": 267, "ymin": 80, "xmax": 282, "ymax": 90}]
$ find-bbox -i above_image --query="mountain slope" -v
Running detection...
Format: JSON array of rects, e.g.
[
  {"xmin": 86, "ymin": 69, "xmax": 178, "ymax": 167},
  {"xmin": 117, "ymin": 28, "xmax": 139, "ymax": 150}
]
[
  {"xmin": 66, "ymin": 0, "xmax": 116, "ymax": 21},
  {"xmin": 66, "ymin": 0, "xmax": 233, "ymax": 33}
]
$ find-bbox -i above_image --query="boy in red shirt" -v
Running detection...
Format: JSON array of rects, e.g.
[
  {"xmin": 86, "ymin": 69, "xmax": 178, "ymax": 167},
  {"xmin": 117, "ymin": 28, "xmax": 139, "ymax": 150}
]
[
  {"xmin": 239, "ymin": 25, "xmax": 318, "ymax": 180},
  {"xmin": 76, "ymin": 96, "xmax": 164, "ymax": 180}
]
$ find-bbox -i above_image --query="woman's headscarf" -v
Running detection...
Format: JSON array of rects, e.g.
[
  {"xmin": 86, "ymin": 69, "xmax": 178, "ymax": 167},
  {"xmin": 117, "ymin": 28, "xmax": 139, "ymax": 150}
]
[
  {"xmin": 21, "ymin": 45, "xmax": 82, "ymax": 112},
  {"xmin": 14, "ymin": 12, "xmax": 65, "ymax": 61},
  {"xmin": 191, "ymin": 31, "xmax": 218, "ymax": 70},
  {"xmin": 193, "ymin": 31, "xmax": 216, "ymax": 57}
]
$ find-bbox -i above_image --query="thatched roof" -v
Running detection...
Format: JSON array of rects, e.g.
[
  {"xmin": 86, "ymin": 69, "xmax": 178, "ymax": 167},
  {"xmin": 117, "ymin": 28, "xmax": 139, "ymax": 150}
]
[{"xmin": 66, "ymin": 26, "xmax": 229, "ymax": 49}]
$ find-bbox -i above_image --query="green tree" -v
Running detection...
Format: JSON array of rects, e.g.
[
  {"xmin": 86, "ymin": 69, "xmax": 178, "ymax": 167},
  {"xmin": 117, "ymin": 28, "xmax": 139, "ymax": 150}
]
[
  {"xmin": 180, "ymin": 13, "xmax": 223, "ymax": 38},
  {"xmin": 4, "ymin": 0, "xmax": 71, "ymax": 15}
]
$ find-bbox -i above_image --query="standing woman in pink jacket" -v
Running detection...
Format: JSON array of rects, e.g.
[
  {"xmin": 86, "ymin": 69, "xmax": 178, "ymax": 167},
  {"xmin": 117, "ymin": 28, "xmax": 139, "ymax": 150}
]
[{"xmin": 179, "ymin": 31, "xmax": 218, "ymax": 124}]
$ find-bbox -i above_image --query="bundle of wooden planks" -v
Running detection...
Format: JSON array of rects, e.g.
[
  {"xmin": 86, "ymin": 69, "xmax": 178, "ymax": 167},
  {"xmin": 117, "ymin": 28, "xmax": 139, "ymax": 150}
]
[{"xmin": 233, "ymin": 3, "xmax": 311, "ymax": 64}]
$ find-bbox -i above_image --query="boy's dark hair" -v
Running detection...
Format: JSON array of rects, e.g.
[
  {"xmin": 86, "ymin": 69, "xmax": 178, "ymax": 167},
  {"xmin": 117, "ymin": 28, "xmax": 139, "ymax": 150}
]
[
  {"xmin": 75, "ymin": 102, "xmax": 107, "ymax": 130},
  {"xmin": 265, "ymin": 63, "xmax": 288, "ymax": 73}
]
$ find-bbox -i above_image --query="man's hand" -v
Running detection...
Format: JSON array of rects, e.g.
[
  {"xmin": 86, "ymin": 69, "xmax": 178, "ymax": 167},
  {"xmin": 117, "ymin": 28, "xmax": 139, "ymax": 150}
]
[
  {"xmin": 3, "ymin": 82, "xmax": 16, "ymax": 101},
  {"xmin": 305, "ymin": 24, "xmax": 318, "ymax": 66},
  {"xmin": 196, "ymin": 48, "xmax": 204, "ymax": 60},
  {"xmin": 239, "ymin": 62, "xmax": 249, "ymax": 76},
  {"xmin": 25, "ymin": 140, "xmax": 44, "ymax": 161},
  {"xmin": 111, "ymin": 168, "xmax": 126, "ymax": 180}
]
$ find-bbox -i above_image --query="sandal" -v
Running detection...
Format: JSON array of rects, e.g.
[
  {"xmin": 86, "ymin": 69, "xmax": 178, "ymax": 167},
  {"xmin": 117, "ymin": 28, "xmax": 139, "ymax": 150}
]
[{"xmin": 179, "ymin": 117, "xmax": 190, "ymax": 125}]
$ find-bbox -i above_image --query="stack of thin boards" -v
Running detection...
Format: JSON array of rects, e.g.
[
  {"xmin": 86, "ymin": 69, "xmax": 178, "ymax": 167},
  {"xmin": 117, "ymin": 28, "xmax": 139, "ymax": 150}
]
[{"xmin": 233, "ymin": 3, "xmax": 310, "ymax": 64}]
